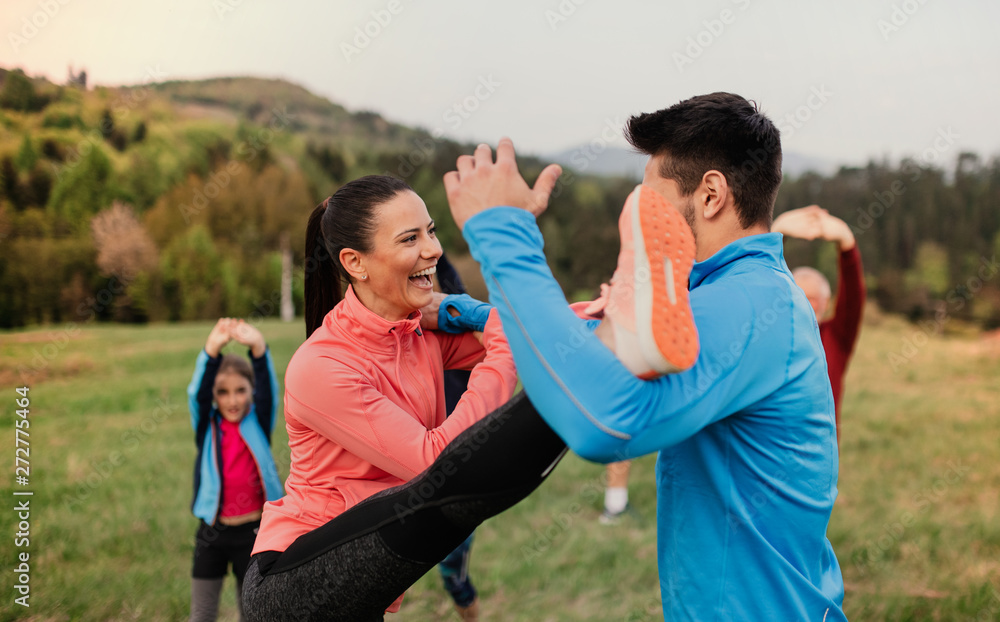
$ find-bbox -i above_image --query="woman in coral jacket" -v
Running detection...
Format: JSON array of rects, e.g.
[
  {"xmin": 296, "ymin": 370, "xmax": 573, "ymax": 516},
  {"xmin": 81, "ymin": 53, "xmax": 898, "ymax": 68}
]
[{"xmin": 245, "ymin": 175, "xmax": 537, "ymax": 621}]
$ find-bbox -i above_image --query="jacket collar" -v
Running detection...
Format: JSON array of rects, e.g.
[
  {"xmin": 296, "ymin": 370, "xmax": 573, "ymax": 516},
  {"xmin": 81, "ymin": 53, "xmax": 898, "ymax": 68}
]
[
  {"xmin": 690, "ymin": 232, "xmax": 786, "ymax": 289},
  {"xmin": 328, "ymin": 285, "xmax": 423, "ymax": 351}
]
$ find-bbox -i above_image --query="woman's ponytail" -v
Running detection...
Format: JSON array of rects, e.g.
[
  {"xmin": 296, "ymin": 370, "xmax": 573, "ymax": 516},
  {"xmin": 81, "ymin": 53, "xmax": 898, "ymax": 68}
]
[
  {"xmin": 304, "ymin": 199, "xmax": 341, "ymax": 338},
  {"xmin": 303, "ymin": 175, "xmax": 413, "ymax": 338}
]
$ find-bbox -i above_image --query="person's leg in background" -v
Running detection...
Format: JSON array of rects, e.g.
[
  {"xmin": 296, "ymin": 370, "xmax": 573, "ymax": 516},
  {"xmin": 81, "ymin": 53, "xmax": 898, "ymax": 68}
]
[
  {"xmin": 227, "ymin": 520, "xmax": 259, "ymax": 622},
  {"xmin": 438, "ymin": 251, "xmax": 483, "ymax": 621},
  {"xmin": 191, "ymin": 578, "xmax": 225, "ymax": 622},
  {"xmin": 191, "ymin": 521, "xmax": 228, "ymax": 622},
  {"xmin": 600, "ymin": 460, "xmax": 632, "ymax": 524},
  {"xmin": 438, "ymin": 533, "xmax": 479, "ymax": 620}
]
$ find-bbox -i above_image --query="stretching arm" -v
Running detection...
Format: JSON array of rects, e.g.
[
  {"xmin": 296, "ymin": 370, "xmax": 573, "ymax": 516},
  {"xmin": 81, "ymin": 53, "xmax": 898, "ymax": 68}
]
[
  {"xmin": 828, "ymin": 246, "xmax": 865, "ymax": 351},
  {"xmin": 463, "ymin": 208, "xmax": 788, "ymax": 462}
]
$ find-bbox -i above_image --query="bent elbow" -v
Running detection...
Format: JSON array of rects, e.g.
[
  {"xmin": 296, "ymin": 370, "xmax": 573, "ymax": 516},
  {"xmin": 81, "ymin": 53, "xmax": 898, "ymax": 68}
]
[{"xmin": 564, "ymin": 429, "xmax": 629, "ymax": 464}]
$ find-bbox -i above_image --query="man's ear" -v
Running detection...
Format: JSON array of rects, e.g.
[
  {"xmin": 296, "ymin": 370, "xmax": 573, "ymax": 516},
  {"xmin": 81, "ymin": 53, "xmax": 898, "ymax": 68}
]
[
  {"xmin": 339, "ymin": 248, "xmax": 365, "ymax": 281},
  {"xmin": 700, "ymin": 170, "xmax": 731, "ymax": 220}
]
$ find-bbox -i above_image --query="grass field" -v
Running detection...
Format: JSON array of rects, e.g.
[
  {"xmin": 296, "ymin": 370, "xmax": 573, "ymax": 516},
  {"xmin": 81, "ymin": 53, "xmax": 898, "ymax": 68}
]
[{"xmin": 1, "ymin": 310, "xmax": 999, "ymax": 621}]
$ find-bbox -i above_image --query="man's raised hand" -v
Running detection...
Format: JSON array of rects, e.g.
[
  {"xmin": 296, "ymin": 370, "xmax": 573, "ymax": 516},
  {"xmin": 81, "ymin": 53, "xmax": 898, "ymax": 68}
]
[{"xmin": 443, "ymin": 138, "xmax": 562, "ymax": 230}]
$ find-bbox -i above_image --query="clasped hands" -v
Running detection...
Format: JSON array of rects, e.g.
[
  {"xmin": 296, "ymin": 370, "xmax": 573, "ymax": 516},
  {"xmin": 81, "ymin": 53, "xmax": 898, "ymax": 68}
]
[{"xmin": 205, "ymin": 318, "xmax": 266, "ymax": 358}]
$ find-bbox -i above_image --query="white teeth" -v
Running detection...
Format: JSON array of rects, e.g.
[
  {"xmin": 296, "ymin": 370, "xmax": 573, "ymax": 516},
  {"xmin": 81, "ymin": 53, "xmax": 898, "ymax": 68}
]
[{"xmin": 409, "ymin": 266, "xmax": 437, "ymax": 278}]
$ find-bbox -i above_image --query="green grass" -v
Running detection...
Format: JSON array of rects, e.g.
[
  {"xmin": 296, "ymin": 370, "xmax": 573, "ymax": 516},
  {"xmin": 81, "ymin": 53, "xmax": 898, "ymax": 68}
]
[{"xmin": 1, "ymin": 314, "xmax": 999, "ymax": 620}]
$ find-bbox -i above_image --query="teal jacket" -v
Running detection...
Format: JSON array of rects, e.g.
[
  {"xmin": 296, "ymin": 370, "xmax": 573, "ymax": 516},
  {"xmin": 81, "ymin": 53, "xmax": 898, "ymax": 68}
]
[
  {"xmin": 187, "ymin": 348, "xmax": 284, "ymax": 525},
  {"xmin": 464, "ymin": 207, "xmax": 845, "ymax": 621}
]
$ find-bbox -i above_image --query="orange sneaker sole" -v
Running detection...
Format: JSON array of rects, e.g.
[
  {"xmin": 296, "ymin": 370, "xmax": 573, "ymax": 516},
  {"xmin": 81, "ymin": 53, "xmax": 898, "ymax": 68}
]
[{"xmin": 630, "ymin": 185, "xmax": 699, "ymax": 374}]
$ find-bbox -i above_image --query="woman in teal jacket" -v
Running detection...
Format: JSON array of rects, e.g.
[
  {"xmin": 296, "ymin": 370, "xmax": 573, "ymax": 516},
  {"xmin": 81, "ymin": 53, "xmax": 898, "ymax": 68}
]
[{"xmin": 188, "ymin": 318, "xmax": 284, "ymax": 621}]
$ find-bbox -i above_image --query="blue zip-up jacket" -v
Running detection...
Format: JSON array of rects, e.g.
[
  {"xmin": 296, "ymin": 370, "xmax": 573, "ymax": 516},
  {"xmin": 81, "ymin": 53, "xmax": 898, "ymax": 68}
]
[
  {"xmin": 187, "ymin": 348, "xmax": 285, "ymax": 525},
  {"xmin": 464, "ymin": 208, "xmax": 845, "ymax": 621}
]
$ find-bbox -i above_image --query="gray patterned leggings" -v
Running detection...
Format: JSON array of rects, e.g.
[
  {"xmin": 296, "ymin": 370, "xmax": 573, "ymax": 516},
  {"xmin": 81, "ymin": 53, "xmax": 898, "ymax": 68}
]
[{"xmin": 242, "ymin": 392, "xmax": 567, "ymax": 622}]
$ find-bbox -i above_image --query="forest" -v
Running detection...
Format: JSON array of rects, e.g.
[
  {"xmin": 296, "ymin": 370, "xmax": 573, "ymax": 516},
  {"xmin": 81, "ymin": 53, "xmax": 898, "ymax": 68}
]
[{"xmin": 1, "ymin": 66, "xmax": 998, "ymax": 329}]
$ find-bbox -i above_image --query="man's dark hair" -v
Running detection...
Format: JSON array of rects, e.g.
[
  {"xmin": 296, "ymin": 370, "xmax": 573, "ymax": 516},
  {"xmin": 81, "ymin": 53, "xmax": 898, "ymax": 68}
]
[{"xmin": 625, "ymin": 92, "xmax": 782, "ymax": 229}]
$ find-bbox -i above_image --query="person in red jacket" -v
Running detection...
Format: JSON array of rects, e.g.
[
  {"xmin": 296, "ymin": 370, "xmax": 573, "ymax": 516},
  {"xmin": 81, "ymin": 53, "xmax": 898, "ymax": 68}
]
[{"xmin": 772, "ymin": 204, "xmax": 866, "ymax": 443}]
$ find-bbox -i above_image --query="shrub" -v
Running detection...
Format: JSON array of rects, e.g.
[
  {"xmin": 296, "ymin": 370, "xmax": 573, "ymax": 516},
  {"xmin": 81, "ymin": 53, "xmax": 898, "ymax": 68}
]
[
  {"xmin": 42, "ymin": 111, "xmax": 83, "ymax": 129},
  {"xmin": 47, "ymin": 146, "xmax": 113, "ymax": 229},
  {"xmin": 0, "ymin": 70, "xmax": 49, "ymax": 112}
]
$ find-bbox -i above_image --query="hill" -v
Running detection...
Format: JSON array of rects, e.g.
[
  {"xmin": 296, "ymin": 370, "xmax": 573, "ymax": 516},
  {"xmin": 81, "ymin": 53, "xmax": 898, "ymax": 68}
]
[
  {"xmin": 1, "ymin": 66, "xmax": 999, "ymax": 330},
  {"xmin": 0, "ymin": 67, "xmax": 634, "ymax": 328}
]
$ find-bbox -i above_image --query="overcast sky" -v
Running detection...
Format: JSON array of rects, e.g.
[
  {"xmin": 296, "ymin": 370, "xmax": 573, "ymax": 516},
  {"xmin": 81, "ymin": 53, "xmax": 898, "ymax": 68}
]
[{"xmin": 2, "ymin": 0, "xmax": 998, "ymax": 169}]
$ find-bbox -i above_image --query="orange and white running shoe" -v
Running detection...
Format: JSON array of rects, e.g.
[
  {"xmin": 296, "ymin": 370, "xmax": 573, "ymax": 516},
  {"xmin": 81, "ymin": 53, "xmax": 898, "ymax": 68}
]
[{"xmin": 600, "ymin": 184, "xmax": 699, "ymax": 379}]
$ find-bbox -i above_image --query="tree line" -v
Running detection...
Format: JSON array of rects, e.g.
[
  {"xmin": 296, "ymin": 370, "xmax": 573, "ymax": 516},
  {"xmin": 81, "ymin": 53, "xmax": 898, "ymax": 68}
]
[{"xmin": 1, "ymin": 67, "xmax": 998, "ymax": 329}]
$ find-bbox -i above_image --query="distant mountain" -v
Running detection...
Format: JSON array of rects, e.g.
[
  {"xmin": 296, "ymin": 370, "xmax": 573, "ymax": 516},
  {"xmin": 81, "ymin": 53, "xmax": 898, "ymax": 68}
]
[
  {"xmin": 544, "ymin": 145, "xmax": 647, "ymax": 180},
  {"xmin": 544, "ymin": 145, "xmax": 835, "ymax": 180}
]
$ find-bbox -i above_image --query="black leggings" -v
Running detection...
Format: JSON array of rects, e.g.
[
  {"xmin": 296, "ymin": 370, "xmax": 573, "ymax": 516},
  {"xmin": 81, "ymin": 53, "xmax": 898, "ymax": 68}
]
[{"xmin": 242, "ymin": 392, "xmax": 567, "ymax": 622}]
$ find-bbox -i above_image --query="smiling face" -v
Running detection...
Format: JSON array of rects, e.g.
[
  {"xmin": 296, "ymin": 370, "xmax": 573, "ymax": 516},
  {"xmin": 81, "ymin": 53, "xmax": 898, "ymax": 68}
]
[
  {"xmin": 350, "ymin": 190, "xmax": 442, "ymax": 321},
  {"xmin": 213, "ymin": 371, "xmax": 252, "ymax": 423}
]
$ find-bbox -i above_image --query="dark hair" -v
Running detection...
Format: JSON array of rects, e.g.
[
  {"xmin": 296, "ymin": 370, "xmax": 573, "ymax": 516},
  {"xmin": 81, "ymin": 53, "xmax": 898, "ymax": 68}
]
[
  {"xmin": 625, "ymin": 92, "xmax": 782, "ymax": 229},
  {"xmin": 304, "ymin": 175, "xmax": 412, "ymax": 338},
  {"xmin": 435, "ymin": 252, "xmax": 466, "ymax": 296},
  {"xmin": 217, "ymin": 354, "xmax": 254, "ymax": 387}
]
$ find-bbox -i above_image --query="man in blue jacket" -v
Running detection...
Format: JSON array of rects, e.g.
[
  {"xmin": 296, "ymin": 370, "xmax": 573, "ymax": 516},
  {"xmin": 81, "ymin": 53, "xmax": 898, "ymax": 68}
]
[{"xmin": 444, "ymin": 92, "xmax": 845, "ymax": 620}]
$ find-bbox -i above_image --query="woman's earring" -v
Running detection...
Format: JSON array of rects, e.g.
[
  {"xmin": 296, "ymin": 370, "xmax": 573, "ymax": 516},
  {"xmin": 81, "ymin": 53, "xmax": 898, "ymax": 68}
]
[{"xmin": 361, "ymin": 275, "xmax": 367, "ymax": 280}]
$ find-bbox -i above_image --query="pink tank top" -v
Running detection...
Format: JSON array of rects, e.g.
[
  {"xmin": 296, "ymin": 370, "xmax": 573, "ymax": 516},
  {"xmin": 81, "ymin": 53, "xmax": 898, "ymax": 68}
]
[{"xmin": 218, "ymin": 418, "xmax": 265, "ymax": 517}]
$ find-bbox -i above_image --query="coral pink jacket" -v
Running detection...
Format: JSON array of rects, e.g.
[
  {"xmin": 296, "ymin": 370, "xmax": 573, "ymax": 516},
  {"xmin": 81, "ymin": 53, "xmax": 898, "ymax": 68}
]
[{"xmin": 253, "ymin": 286, "xmax": 516, "ymax": 562}]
